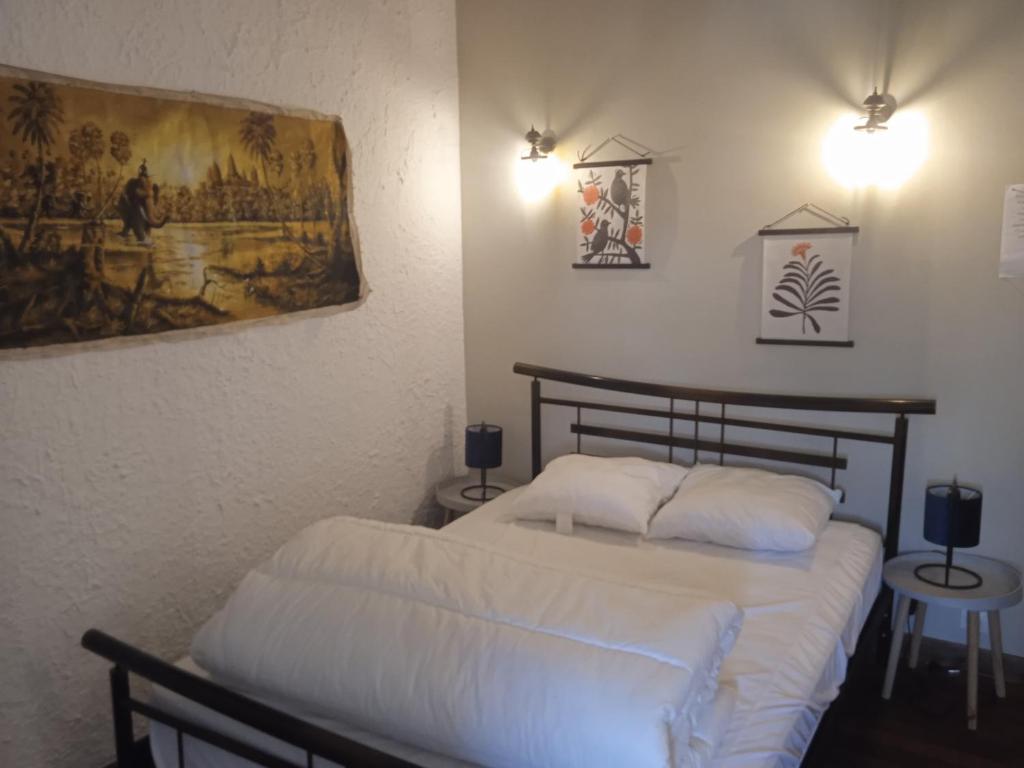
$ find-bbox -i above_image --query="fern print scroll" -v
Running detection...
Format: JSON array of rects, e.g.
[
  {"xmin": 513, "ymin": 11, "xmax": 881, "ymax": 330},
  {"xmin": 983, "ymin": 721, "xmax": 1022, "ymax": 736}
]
[
  {"xmin": 759, "ymin": 232, "xmax": 853, "ymax": 344},
  {"xmin": 768, "ymin": 242, "xmax": 841, "ymax": 333}
]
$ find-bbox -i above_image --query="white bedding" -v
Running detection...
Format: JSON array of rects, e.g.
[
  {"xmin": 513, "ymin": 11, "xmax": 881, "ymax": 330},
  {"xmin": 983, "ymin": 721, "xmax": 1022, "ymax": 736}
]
[
  {"xmin": 151, "ymin": 664, "xmax": 738, "ymax": 768},
  {"xmin": 186, "ymin": 516, "xmax": 741, "ymax": 768},
  {"xmin": 448, "ymin": 490, "xmax": 883, "ymax": 768},
  {"xmin": 151, "ymin": 489, "xmax": 880, "ymax": 768}
]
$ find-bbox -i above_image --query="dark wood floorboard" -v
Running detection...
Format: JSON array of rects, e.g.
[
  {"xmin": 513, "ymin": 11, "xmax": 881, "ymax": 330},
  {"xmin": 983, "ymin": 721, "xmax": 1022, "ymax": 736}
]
[{"xmin": 805, "ymin": 653, "xmax": 1023, "ymax": 767}]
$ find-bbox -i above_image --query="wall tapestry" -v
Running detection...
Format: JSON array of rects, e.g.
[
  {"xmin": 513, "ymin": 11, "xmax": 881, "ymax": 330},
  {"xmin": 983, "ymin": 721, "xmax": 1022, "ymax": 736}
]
[
  {"xmin": 758, "ymin": 230, "xmax": 855, "ymax": 346},
  {"xmin": 0, "ymin": 66, "xmax": 363, "ymax": 350},
  {"xmin": 573, "ymin": 158, "xmax": 651, "ymax": 269}
]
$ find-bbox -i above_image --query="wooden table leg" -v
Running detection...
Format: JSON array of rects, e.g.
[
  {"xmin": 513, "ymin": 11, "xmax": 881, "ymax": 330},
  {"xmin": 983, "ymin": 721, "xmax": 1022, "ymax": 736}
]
[
  {"xmin": 967, "ymin": 611, "xmax": 979, "ymax": 731},
  {"xmin": 989, "ymin": 611, "xmax": 1006, "ymax": 699},
  {"xmin": 882, "ymin": 593, "xmax": 910, "ymax": 699},
  {"xmin": 909, "ymin": 602, "xmax": 927, "ymax": 669}
]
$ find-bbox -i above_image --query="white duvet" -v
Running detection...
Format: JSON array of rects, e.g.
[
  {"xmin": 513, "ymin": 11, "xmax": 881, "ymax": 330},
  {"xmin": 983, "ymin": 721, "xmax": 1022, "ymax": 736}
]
[{"xmin": 191, "ymin": 516, "xmax": 742, "ymax": 768}]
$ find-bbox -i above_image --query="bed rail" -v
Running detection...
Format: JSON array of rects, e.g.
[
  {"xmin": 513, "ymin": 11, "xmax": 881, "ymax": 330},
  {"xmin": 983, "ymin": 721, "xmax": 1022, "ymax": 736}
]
[{"xmin": 82, "ymin": 629, "xmax": 420, "ymax": 768}]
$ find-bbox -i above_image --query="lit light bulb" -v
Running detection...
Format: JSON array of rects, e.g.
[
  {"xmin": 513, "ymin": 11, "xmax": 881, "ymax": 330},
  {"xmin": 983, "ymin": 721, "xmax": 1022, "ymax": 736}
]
[
  {"xmin": 515, "ymin": 152, "xmax": 567, "ymax": 203},
  {"xmin": 822, "ymin": 111, "xmax": 929, "ymax": 189}
]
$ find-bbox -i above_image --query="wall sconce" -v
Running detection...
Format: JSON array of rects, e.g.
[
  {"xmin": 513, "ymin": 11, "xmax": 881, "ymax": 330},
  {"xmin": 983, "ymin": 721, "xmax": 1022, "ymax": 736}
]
[
  {"xmin": 823, "ymin": 88, "xmax": 927, "ymax": 189},
  {"xmin": 516, "ymin": 125, "xmax": 565, "ymax": 202},
  {"xmin": 522, "ymin": 125, "xmax": 557, "ymax": 161},
  {"xmin": 854, "ymin": 88, "xmax": 897, "ymax": 133}
]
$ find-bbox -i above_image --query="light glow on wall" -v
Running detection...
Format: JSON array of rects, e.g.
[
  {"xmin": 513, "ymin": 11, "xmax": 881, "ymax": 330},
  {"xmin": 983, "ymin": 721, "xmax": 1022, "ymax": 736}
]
[
  {"xmin": 822, "ymin": 111, "xmax": 929, "ymax": 189},
  {"xmin": 516, "ymin": 151, "xmax": 567, "ymax": 203}
]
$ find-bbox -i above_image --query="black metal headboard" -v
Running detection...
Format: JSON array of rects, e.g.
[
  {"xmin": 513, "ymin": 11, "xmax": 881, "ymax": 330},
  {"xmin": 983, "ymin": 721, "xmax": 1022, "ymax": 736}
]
[{"xmin": 513, "ymin": 362, "xmax": 936, "ymax": 561}]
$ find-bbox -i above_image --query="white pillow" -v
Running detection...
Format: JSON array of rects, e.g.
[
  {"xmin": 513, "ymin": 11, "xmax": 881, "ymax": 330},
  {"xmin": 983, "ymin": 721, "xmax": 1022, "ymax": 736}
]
[
  {"xmin": 509, "ymin": 454, "xmax": 689, "ymax": 534},
  {"xmin": 647, "ymin": 464, "xmax": 841, "ymax": 551}
]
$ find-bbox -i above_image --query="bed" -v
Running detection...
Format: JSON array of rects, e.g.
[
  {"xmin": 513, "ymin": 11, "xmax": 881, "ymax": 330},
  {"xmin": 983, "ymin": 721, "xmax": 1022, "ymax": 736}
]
[{"xmin": 82, "ymin": 362, "xmax": 936, "ymax": 768}]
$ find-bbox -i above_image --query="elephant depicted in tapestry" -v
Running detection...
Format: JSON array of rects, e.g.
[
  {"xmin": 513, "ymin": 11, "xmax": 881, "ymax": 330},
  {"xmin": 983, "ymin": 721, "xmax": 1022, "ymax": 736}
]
[{"xmin": 116, "ymin": 160, "xmax": 169, "ymax": 243}]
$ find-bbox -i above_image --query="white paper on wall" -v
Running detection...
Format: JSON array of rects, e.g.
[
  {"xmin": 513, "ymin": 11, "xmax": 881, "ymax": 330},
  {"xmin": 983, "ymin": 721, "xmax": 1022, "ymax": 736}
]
[
  {"xmin": 1000, "ymin": 184, "xmax": 1024, "ymax": 278},
  {"xmin": 761, "ymin": 233, "xmax": 853, "ymax": 343}
]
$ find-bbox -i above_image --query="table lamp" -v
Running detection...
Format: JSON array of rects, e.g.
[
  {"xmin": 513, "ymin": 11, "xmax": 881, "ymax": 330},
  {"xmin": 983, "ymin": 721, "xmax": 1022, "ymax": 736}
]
[
  {"xmin": 914, "ymin": 479, "xmax": 983, "ymax": 589},
  {"xmin": 463, "ymin": 422, "xmax": 503, "ymax": 502}
]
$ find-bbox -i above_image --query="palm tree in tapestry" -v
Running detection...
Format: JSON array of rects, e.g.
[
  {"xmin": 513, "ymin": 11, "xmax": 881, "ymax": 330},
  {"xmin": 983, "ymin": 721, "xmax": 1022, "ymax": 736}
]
[
  {"xmin": 6, "ymin": 81, "xmax": 65, "ymax": 254},
  {"xmin": 239, "ymin": 112, "xmax": 277, "ymax": 189}
]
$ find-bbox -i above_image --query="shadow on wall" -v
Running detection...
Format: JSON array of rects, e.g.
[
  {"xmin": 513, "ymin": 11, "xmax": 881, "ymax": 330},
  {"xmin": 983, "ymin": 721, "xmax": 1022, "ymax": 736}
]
[
  {"xmin": 413, "ymin": 403, "xmax": 456, "ymax": 527},
  {"xmin": 758, "ymin": 0, "xmax": 1023, "ymax": 118},
  {"xmin": 467, "ymin": 0, "xmax": 1023, "ymax": 185},
  {"xmin": 880, "ymin": 0, "xmax": 1024, "ymax": 108},
  {"xmin": 732, "ymin": 234, "xmax": 763, "ymax": 338}
]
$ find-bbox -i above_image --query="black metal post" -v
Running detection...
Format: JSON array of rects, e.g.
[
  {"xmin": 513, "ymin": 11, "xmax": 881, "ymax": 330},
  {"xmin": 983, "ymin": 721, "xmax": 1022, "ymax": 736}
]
[
  {"xmin": 884, "ymin": 415, "xmax": 909, "ymax": 563},
  {"xmin": 110, "ymin": 665, "xmax": 135, "ymax": 767},
  {"xmin": 530, "ymin": 378, "xmax": 541, "ymax": 478},
  {"xmin": 879, "ymin": 414, "xmax": 909, "ymax": 663}
]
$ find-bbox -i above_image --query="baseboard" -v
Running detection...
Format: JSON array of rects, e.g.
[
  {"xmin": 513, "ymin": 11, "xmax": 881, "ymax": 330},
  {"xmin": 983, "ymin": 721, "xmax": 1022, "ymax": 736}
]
[{"xmin": 918, "ymin": 636, "xmax": 1024, "ymax": 683}]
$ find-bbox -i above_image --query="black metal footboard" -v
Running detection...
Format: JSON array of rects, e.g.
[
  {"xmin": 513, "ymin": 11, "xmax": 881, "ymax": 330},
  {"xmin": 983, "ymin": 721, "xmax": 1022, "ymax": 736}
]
[{"xmin": 82, "ymin": 629, "xmax": 422, "ymax": 768}]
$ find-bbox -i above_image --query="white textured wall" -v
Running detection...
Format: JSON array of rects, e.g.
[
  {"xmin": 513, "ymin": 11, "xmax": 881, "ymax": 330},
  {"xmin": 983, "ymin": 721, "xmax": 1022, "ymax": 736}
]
[
  {"xmin": 459, "ymin": 0, "xmax": 1023, "ymax": 652},
  {"xmin": 0, "ymin": 1, "xmax": 463, "ymax": 766}
]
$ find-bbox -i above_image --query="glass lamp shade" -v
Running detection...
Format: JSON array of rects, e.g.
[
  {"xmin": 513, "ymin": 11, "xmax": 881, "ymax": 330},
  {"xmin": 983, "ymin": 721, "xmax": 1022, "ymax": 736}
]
[
  {"xmin": 923, "ymin": 483, "xmax": 982, "ymax": 548},
  {"xmin": 465, "ymin": 423, "xmax": 502, "ymax": 470}
]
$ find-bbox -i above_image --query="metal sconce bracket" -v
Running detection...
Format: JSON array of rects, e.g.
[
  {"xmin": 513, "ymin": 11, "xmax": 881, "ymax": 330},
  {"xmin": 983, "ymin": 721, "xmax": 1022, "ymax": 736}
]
[
  {"xmin": 522, "ymin": 125, "xmax": 557, "ymax": 161},
  {"xmin": 855, "ymin": 88, "xmax": 898, "ymax": 133}
]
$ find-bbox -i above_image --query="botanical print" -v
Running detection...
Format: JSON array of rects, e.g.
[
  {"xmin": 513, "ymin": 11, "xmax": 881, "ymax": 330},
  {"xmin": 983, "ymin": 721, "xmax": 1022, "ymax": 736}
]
[
  {"xmin": 575, "ymin": 161, "xmax": 646, "ymax": 266},
  {"xmin": 760, "ymin": 234, "xmax": 852, "ymax": 342},
  {"xmin": 768, "ymin": 241, "xmax": 840, "ymax": 333},
  {"xmin": 0, "ymin": 68, "xmax": 362, "ymax": 350}
]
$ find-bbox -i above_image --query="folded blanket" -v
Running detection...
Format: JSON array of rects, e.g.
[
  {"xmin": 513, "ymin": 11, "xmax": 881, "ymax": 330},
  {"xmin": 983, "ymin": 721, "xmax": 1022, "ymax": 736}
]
[{"xmin": 192, "ymin": 517, "xmax": 741, "ymax": 768}]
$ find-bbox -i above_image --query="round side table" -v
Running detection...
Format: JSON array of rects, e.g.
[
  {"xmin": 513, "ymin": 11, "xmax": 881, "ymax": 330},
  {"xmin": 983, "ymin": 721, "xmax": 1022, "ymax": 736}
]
[
  {"xmin": 435, "ymin": 475, "xmax": 520, "ymax": 526},
  {"xmin": 882, "ymin": 552, "xmax": 1022, "ymax": 730}
]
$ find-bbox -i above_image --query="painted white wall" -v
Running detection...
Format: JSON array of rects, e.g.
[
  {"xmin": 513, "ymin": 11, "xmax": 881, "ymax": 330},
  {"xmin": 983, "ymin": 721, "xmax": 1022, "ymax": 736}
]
[
  {"xmin": 458, "ymin": 0, "xmax": 1024, "ymax": 653},
  {"xmin": 0, "ymin": 1, "xmax": 463, "ymax": 765}
]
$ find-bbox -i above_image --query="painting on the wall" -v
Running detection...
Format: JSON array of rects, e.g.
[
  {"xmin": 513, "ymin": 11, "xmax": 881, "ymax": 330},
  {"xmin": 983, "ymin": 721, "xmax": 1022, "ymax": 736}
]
[
  {"xmin": 0, "ymin": 66, "xmax": 363, "ymax": 350},
  {"xmin": 573, "ymin": 158, "xmax": 651, "ymax": 269},
  {"xmin": 758, "ymin": 231, "xmax": 855, "ymax": 346}
]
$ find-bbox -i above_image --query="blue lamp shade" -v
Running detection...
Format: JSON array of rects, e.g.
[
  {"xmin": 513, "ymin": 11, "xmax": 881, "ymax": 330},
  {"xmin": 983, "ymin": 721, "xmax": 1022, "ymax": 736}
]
[
  {"xmin": 465, "ymin": 423, "xmax": 502, "ymax": 470},
  {"xmin": 915, "ymin": 481, "xmax": 983, "ymax": 589},
  {"xmin": 923, "ymin": 483, "xmax": 982, "ymax": 548}
]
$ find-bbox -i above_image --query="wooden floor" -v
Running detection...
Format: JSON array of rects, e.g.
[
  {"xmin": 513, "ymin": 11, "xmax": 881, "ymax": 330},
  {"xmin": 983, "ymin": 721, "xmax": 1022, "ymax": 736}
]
[{"xmin": 805, "ymin": 642, "xmax": 1023, "ymax": 767}]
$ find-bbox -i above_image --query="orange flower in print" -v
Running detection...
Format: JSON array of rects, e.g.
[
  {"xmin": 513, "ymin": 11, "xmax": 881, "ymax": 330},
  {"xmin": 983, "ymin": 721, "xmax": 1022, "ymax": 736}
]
[
  {"xmin": 581, "ymin": 218, "xmax": 596, "ymax": 236},
  {"xmin": 582, "ymin": 184, "xmax": 600, "ymax": 205},
  {"xmin": 626, "ymin": 225, "xmax": 643, "ymax": 245},
  {"xmin": 792, "ymin": 241, "xmax": 812, "ymax": 261}
]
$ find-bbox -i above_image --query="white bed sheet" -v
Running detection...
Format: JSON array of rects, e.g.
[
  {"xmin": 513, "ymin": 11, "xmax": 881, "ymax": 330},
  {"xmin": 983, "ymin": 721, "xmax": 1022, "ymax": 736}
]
[{"xmin": 150, "ymin": 487, "xmax": 880, "ymax": 768}]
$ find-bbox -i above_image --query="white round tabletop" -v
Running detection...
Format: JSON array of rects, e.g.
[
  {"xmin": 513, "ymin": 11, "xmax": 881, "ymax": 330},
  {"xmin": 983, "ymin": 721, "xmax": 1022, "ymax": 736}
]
[
  {"xmin": 435, "ymin": 475, "xmax": 521, "ymax": 515},
  {"xmin": 884, "ymin": 552, "xmax": 1023, "ymax": 611}
]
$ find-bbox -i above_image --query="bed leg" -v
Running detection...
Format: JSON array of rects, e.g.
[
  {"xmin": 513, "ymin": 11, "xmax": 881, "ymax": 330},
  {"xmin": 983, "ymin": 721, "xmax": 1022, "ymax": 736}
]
[
  {"xmin": 110, "ymin": 665, "xmax": 136, "ymax": 767},
  {"xmin": 875, "ymin": 587, "xmax": 893, "ymax": 667}
]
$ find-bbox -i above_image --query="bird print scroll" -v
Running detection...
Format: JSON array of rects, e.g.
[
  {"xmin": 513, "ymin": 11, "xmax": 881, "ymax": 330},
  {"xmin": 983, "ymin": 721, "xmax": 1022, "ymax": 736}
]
[
  {"xmin": 759, "ymin": 232, "xmax": 853, "ymax": 345},
  {"xmin": 574, "ymin": 159, "xmax": 650, "ymax": 268}
]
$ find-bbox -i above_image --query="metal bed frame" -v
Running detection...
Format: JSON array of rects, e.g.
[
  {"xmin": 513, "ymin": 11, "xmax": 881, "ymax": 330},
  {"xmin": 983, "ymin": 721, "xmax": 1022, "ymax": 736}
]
[{"xmin": 83, "ymin": 362, "xmax": 936, "ymax": 768}]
